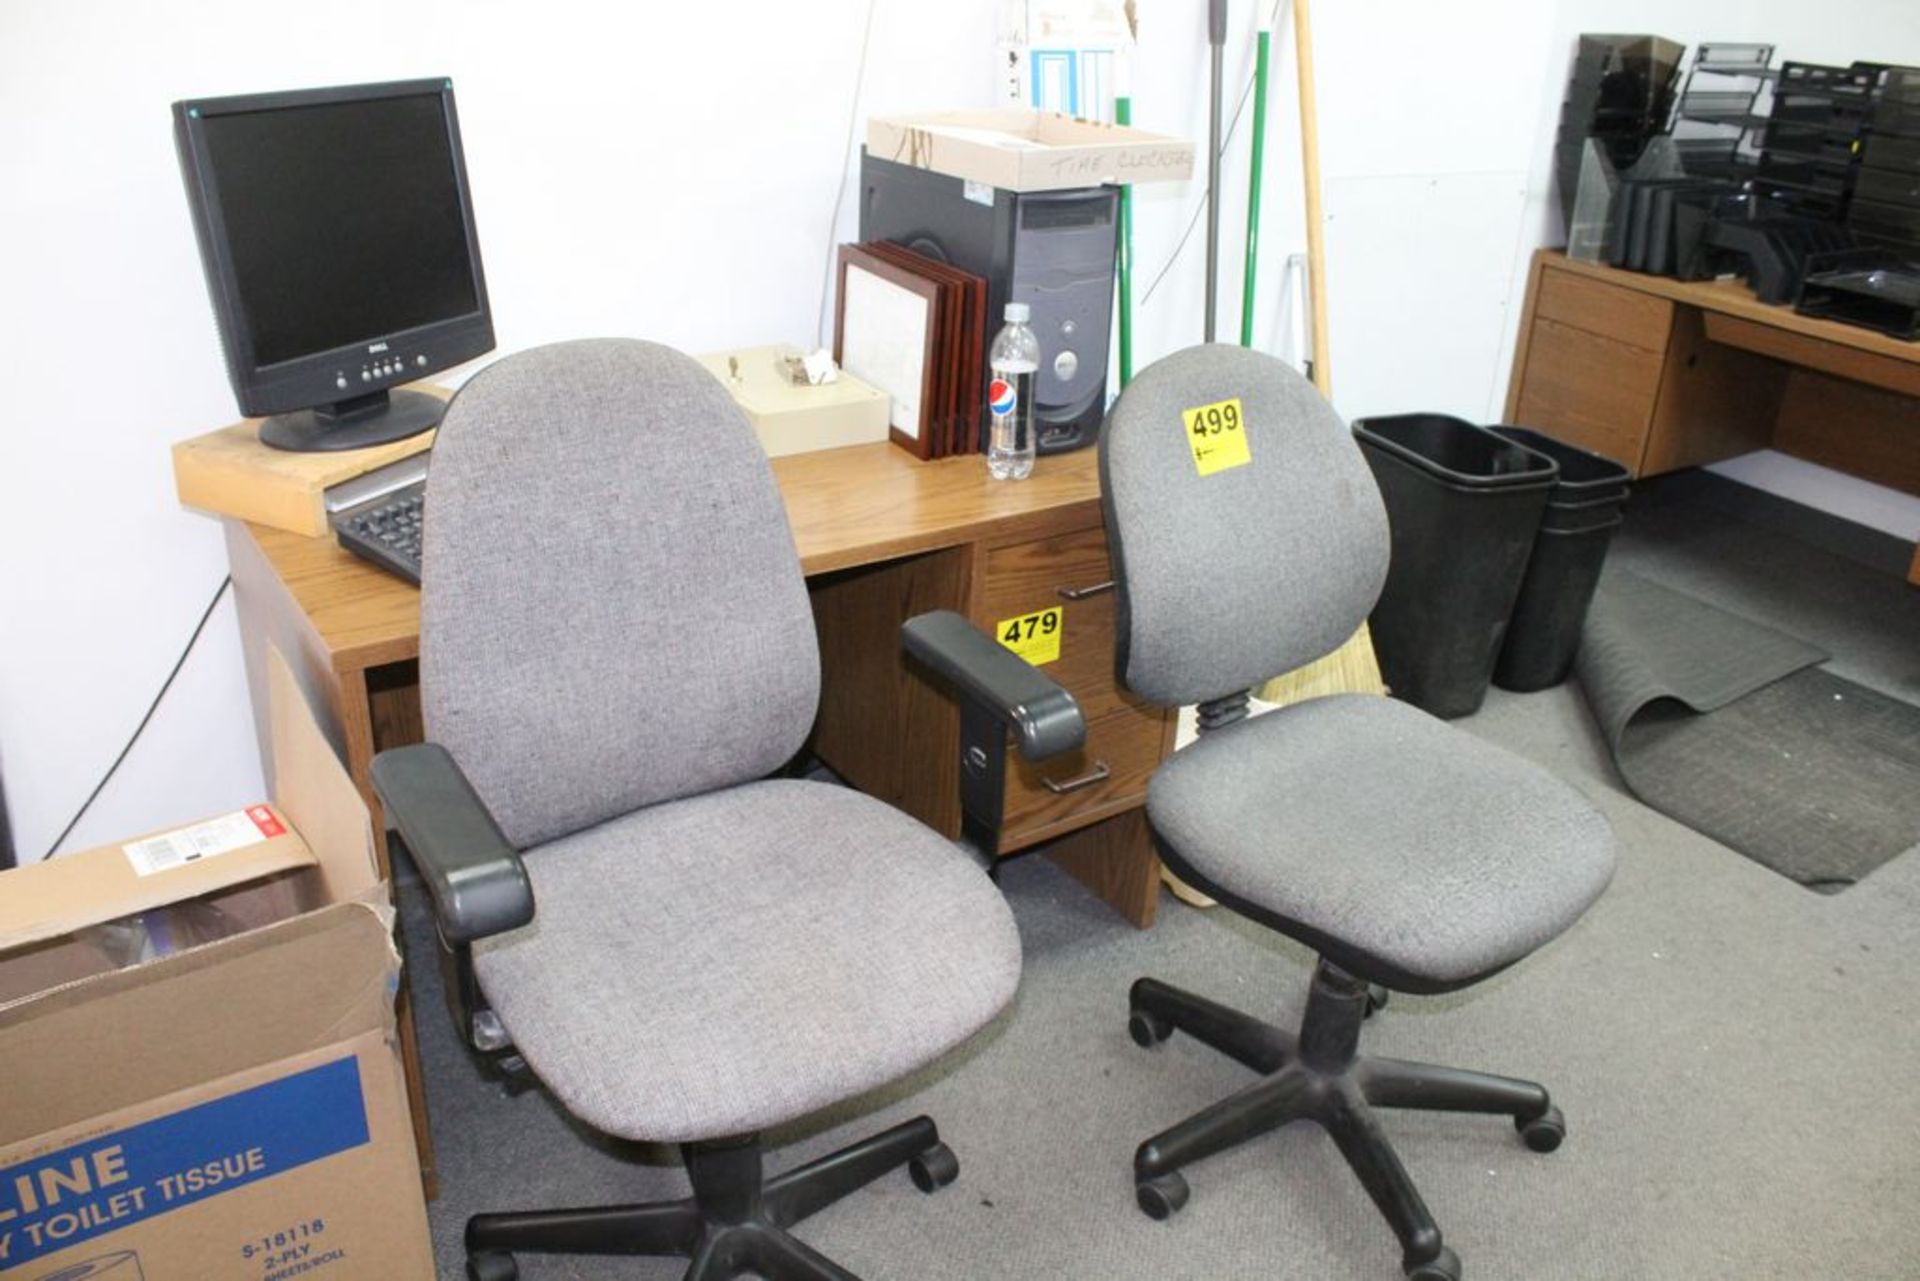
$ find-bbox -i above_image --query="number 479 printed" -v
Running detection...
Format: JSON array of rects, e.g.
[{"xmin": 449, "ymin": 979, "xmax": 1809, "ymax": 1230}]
[{"xmin": 995, "ymin": 606, "xmax": 1063, "ymax": 665}]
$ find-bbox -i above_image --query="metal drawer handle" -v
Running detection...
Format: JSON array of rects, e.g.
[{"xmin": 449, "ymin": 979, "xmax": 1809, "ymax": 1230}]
[
  {"xmin": 1057, "ymin": 579, "xmax": 1115, "ymax": 601},
  {"xmin": 1042, "ymin": 761, "xmax": 1112, "ymax": 794}
]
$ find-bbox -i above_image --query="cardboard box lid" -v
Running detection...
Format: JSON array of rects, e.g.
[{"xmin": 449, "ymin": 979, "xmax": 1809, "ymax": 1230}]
[
  {"xmin": 0, "ymin": 812, "xmax": 316, "ymax": 953},
  {"xmin": 868, "ymin": 108, "xmax": 1194, "ymax": 191},
  {"xmin": 0, "ymin": 647, "xmax": 375, "ymax": 954}
]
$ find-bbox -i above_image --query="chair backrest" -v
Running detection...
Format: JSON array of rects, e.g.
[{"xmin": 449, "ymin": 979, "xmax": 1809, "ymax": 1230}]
[
  {"xmin": 1099, "ymin": 343, "xmax": 1390, "ymax": 707},
  {"xmin": 420, "ymin": 338, "xmax": 821, "ymax": 849}
]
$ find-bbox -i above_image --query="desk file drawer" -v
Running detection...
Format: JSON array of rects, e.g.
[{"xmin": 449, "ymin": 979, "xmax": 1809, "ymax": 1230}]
[
  {"xmin": 962, "ymin": 523, "xmax": 1172, "ymax": 853},
  {"xmin": 976, "ymin": 524, "xmax": 1150, "ymax": 722},
  {"xmin": 1534, "ymin": 267, "xmax": 1675, "ymax": 351},
  {"xmin": 999, "ymin": 703, "xmax": 1166, "ymax": 848},
  {"xmin": 1512, "ymin": 316, "xmax": 1663, "ymax": 474}
]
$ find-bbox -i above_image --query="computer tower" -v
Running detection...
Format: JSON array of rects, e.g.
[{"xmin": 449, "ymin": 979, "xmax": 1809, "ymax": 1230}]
[{"xmin": 858, "ymin": 149, "xmax": 1118, "ymax": 454}]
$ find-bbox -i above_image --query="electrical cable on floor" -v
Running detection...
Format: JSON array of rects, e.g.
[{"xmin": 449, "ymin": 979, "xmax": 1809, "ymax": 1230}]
[
  {"xmin": 815, "ymin": 0, "xmax": 882, "ymax": 351},
  {"xmin": 41, "ymin": 574, "xmax": 233, "ymax": 860},
  {"xmin": 1139, "ymin": 0, "xmax": 1288, "ymax": 310}
]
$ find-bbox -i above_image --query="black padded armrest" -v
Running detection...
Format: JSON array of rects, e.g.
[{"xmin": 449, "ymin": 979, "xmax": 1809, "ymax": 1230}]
[
  {"xmin": 903, "ymin": 610, "xmax": 1086, "ymax": 760},
  {"xmin": 370, "ymin": 743, "xmax": 533, "ymax": 945}
]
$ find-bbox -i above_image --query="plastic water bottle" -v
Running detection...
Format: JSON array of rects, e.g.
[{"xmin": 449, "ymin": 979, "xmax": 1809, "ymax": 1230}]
[{"xmin": 987, "ymin": 302, "xmax": 1039, "ymax": 480}]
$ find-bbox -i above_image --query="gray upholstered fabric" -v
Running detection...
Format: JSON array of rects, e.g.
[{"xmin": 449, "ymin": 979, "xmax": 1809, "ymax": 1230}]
[
  {"xmin": 1100, "ymin": 344, "xmax": 1390, "ymax": 707},
  {"xmin": 472, "ymin": 779, "xmax": 1021, "ymax": 1143},
  {"xmin": 1147, "ymin": 694, "xmax": 1615, "ymax": 986},
  {"xmin": 420, "ymin": 339, "xmax": 820, "ymax": 849}
]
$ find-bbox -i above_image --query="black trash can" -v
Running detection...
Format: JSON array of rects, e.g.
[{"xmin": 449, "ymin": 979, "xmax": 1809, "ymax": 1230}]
[
  {"xmin": 1354, "ymin": 414, "xmax": 1558, "ymax": 718},
  {"xmin": 1488, "ymin": 427, "xmax": 1632, "ymax": 691}
]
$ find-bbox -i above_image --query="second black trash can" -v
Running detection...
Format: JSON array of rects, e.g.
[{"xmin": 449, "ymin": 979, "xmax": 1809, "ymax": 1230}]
[
  {"xmin": 1488, "ymin": 427, "xmax": 1632, "ymax": 691},
  {"xmin": 1354, "ymin": 414, "xmax": 1557, "ymax": 718}
]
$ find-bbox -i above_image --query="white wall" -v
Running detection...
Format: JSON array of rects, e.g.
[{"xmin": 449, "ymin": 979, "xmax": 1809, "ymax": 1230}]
[
  {"xmin": 0, "ymin": 0, "xmax": 995, "ymax": 860},
  {"xmin": 3, "ymin": 0, "xmax": 1914, "ymax": 861}
]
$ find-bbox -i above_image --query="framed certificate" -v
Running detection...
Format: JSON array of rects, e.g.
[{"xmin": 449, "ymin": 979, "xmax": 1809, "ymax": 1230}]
[{"xmin": 835, "ymin": 244, "xmax": 941, "ymax": 459}]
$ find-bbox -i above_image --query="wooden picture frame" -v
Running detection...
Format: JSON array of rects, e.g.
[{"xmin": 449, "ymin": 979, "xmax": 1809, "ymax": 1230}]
[
  {"xmin": 864, "ymin": 241, "xmax": 989, "ymax": 457},
  {"xmin": 835, "ymin": 244, "xmax": 941, "ymax": 459}
]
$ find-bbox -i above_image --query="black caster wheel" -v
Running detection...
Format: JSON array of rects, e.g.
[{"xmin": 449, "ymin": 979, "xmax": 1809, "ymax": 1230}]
[
  {"xmin": 1129, "ymin": 1008, "xmax": 1173, "ymax": 1047},
  {"xmin": 1405, "ymin": 1245, "xmax": 1461, "ymax": 1280},
  {"xmin": 1136, "ymin": 1171, "xmax": 1190, "ymax": 1221},
  {"xmin": 1517, "ymin": 1104, "xmax": 1566, "ymax": 1153},
  {"xmin": 1365, "ymin": 983, "xmax": 1391, "ymax": 1018},
  {"xmin": 909, "ymin": 1141, "xmax": 960, "ymax": 1193},
  {"xmin": 468, "ymin": 1250, "xmax": 518, "ymax": 1281}
]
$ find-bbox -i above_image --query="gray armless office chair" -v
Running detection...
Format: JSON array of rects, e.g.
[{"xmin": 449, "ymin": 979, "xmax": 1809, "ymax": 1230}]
[
  {"xmin": 369, "ymin": 339, "xmax": 1021, "ymax": 1281},
  {"xmin": 1100, "ymin": 346, "xmax": 1616, "ymax": 1280}
]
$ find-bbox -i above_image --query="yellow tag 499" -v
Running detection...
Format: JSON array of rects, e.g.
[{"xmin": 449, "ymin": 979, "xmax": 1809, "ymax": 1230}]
[
  {"xmin": 996, "ymin": 606, "xmax": 1063, "ymax": 665},
  {"xmin": 1183, "ymin": 397, "xmax": 1251, "ymax": 476}
]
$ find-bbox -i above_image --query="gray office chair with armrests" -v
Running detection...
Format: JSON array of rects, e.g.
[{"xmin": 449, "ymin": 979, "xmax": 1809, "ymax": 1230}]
[
  {"xmin": 369, "ymin": 339, "xmax": 1022, "ymax": 1281},
  {"xmin": 1101, "ymin": 345, "xmax": 1616, "ymax": 1280}
]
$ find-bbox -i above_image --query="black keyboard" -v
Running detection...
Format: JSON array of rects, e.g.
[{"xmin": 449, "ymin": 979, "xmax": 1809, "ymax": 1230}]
[{"xmin": 333, "ymin": 481, "xmax": 426, "ymax": 584}]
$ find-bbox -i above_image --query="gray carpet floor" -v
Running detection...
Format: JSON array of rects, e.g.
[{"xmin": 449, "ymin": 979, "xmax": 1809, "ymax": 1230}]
[{"xmin": 402, "ymin": 483, "xmax": 1920, "ymax": 1280}]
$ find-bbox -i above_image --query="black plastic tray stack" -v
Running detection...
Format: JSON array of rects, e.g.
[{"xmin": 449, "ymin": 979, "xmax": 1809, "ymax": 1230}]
[
  {"xmin": 1555, "ymin": 35, "xmax": 1685, "ymax": 222},
  {"xmin": 1670, "ymin": 42, "xmax": 1774, "ymax": 178},
  {"xmin": 1696, "ymin": 190, "xmax": 1855, "ymax": 302},
  {"xmin": 1849, "ymin": 66, "xmax": 1920, "ymax": 259},
  {"xmin": 1752, "ymin": 61, "xmax": 1880, "ymax": 220},
  {"xmin": 1797, "ymin": 65, "xmax": 1920, "ymax": 339}
]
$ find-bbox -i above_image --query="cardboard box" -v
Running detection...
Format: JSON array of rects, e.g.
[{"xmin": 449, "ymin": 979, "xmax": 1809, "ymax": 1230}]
[
  {"xmin": 172, "ymin": 388, "xmax": 442, "ymax": 537},
  {"xmin": 0, "ymin": 650, "xmax": 434, "ymax": 1281},
  {"xmin": 867, "ymin": 108, "xmax": 1193, "ymax": 192},
  {"xmin": 695, "ymin": 346, "xmax": 892, "ymax": 458}
]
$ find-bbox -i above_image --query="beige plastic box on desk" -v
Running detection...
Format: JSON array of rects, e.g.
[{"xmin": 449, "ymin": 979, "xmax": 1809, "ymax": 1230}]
[
  {"xmin": 696, "ymin": 346, "xmax": 892, "ymax": 458},
  {"xmin": 868, "ymin": 109, "xmax": 1194, "ymax": 192}
]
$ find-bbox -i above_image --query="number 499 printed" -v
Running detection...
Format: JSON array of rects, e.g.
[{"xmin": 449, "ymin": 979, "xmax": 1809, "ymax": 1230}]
[{"xmin": 1182, "ymin": 397, "xmax": 1251, "ymax": 477}]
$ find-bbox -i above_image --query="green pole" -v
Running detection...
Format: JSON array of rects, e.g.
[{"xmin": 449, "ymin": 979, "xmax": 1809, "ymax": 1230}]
[
  {"xmin": 1240, "ymin": 27, "xmax": 1271, "ymax": 347},
  {"xmin": 1115, "ymin": 94, "xmax": 1135, "ymax": 387}
]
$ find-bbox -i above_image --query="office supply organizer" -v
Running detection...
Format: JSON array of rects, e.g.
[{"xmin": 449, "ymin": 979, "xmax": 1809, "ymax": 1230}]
[
  {"xmin": 1847, "ymin": 66, "xmax": 1920, "ymax": 259},
  {"xmin": 1669, "ymin": 43, "xmax": 1773, "ymax": 177},
  {"xmin": 1751, "ymin": 61, "xmax": 1881, "ymax": 221},
  {"xmin": 1554, "ymin": 34, "xmax": 1685, "ymax": 228},
  {"xmin": 1794, "ymin": 65, "xmax": 1920, "ymax": 338}
]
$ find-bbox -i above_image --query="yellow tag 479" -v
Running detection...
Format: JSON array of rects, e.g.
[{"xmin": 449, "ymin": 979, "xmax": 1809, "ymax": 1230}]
[
  {"xmin": 1183, "ymin": 397, "xmax": 1251, "ymax": 476},
  {"xmin": 996, "ymin": 606, "xmax": 1063, "ymax": 665}
]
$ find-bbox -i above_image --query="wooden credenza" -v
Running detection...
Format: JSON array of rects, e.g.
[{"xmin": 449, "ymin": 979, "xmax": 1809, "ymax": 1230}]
[{"xmin": 1506, "ymin": 250, "xmax": 1920, "ymax": 585}]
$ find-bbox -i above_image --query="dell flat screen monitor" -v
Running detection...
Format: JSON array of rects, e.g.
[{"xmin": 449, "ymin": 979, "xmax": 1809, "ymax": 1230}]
[{"xmin": 174, "ymin": 78, "xmax": 493, "ymax": 451}]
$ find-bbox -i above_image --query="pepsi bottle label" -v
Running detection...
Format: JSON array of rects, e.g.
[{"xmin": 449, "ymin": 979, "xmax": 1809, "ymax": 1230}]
[{"xmin": 989, "ymin": 376, "xmax": 1018, "ymax": 417}]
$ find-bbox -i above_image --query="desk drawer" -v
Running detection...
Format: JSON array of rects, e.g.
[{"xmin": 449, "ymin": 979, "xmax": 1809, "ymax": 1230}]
[
  {"xmin": 972, "ymin": 522, "xmax": 1172, "ymax": 853},
  {"xmin": 977, "ymin": 524, "xmax": 1148, "ymax": 722},
  {"xmin": 1513, "ymin": 316, "xmax": 1663, "ymax": 473},
  {"xmin": 1536, "ymin": 267, "xmax": 1675, "ymax": 351},
  {"xmin": 1000, "ymin": 702, "xmax": 1166, "ymax": 849}
]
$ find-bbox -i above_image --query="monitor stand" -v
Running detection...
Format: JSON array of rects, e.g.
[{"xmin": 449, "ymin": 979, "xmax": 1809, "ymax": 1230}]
[{"xmin": 258, "ymin": 388, "xmax": 445, "ymax": 452}]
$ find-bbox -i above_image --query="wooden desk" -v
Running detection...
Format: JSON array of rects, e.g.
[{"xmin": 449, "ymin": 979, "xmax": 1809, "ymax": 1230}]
[
  {"xmin": 1506, "ymin": 250, "xmax": 1920, "ymax": 585},
  {"xmin": 224, "ymin": 440, "xmax": 1183, "ymax": 1191}
]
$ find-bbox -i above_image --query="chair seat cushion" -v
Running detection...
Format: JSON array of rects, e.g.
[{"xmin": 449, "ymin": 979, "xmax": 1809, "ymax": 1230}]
[
  {"xmin": 473, "ymin": 779, "xmax": 1020, "ymax": 1144},
  {"xmin": 1147, "ymin": 695, "xmax": 1615, "ymax": 990}
]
